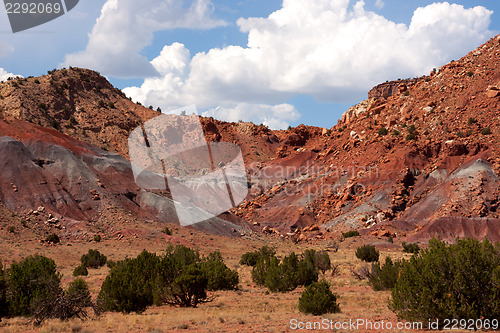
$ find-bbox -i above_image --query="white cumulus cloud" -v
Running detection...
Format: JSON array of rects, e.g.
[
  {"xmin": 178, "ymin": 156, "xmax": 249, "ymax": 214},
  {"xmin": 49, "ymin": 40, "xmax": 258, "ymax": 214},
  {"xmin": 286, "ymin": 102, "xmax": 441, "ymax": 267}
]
[
  {"xmin": 375, "ymin": 0, "xmax": 384, "ymax": 9},
  {"xmin": 62, "ymin": 0, "xmax": 227, "ymax": 77},
  {"xmin": 123, "ymin": 1, "xmax": 493, "ymax": 128},
  {"xmin": 203, "ymin": 103, "xmax": 300, "ymax": 130},
  {"xmin": 0, "ymin": 68, "xmax": 21, "ymax": 82}
]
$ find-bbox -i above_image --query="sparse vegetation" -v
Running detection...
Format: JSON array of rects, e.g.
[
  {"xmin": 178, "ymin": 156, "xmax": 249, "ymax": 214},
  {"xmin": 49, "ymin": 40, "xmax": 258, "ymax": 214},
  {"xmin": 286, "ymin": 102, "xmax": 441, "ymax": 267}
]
[
  {"xmin": 162, "ymin": 227, "xmax": 172, "ymax": 236},
  {"xmin": 406, "ymin": 133, "xmax": 416, "ymax": 141},
  {"xmin": 390, "ymin": 238, "xmax": 500, "ymax": 326},
  {"xmin": 249, "ymin": 248, "xmax": 320, "ymax": 292},
  {"xmin": 377, "ymin": 127, "xmax": 389, "ymax": 136},
  {"xmin": 72, "ymin": 265, "xmax": 88, "ymax": 277},
  {"xmin": 342, "ymin": 230, "xmax": 360, "ymax": 238},
  {"xmin": 45, "ymin": 233, "xmax": 60, "ymax": 244},
  {"xmin": 93, "ymin": 234, "xmax": 101, "ymax": 242},
  {"xmin": 298, "ymin": 281, "xmax": 340, "ymax": 315},
  {"xmin": 481, "ymin": 127, "xmax": 491, "ymax": 135},
  {"xmin": 80, "ymin": 249, "xmax": 107, "ymax": 269},
  {"xmin": 98, "ymin": 245, "xmax": 238, "ymax": 313},
  {"xmin": 369, "ymin": 256, "xmax": 403, "ymax": 291},
  {"xmin": 468, "ymin": 117, "xmax": 477, "ymax": 125},
  {"xmin": 7, "ymin": 255, "xmax": 62, "ymax": 317},
  {"xmin": 402, "ymin": 242, "xmax": 420, "ymax": 254},
  {"xmin": 355, "ymin": 245, "xmax": 379, "ymax": 262}
]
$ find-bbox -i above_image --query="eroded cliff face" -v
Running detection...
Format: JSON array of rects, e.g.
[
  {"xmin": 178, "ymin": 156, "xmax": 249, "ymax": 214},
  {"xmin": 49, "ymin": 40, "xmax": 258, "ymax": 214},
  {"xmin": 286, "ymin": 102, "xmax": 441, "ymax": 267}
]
[
  {"xmin": 1, "ymin": 35, "xmax": 500, "ymax": 243},
  {"xmin": 368, "ymin": 77, "xmax": 421, "ymax": 99}
]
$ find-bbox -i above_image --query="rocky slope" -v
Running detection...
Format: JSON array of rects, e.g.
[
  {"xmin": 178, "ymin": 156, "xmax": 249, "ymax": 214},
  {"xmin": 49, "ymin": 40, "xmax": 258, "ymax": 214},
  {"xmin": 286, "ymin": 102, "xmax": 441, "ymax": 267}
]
[{"xmin": 1, "ymin": 35, "xmax": 500, "ymax": 242}]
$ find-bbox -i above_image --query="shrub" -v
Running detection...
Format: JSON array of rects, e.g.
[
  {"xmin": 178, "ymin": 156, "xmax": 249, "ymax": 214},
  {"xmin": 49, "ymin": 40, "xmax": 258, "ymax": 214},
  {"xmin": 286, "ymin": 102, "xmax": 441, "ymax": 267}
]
[
  {"xmin": 343, "ymin": 230, "xmax": 360, "ymax": 238},
  {"xmin": 407, "ymin": 125, "xmax": 416, "ymax": 134},
  {"xmin": 93, "ymin": 235, "xmax": 101, "ymax": 242},
  {"xmin": 73, "ymin": 265, "xmax": 88, "ymax": 277},
  {"xmin": 34, "ymin": 79, "xmax": 40, "ymax": 84},
  {"xmin": 33, "ymin": 278, "xmax": 94, "ymax": 326},
  {"xmin": 98, "ymin": 250, "xmax": 160, "ymax": 313},
  {"xmin": 481, "ymin": 127, "xmax": 491, "ymax": 135},
  {"xmin": 0, "ymin": 262, "xmax": 7, "ymax": 320},
  {"xmin": 106, "ymin": 260, "xmax": 116, "ymax": 269},
  {"xmin": 355, "ymin": 245, "xmax": 380, "ymax": 262},
  {"xmin": 50, "ymin": 120, "xmax": 59, "ymax": 129},
  {"xmin": 162, "ymin": 227, "xmax": 172, "ymax": 236},
  {"xmin": 45, "ymin": 233, "xmax": 60, "ymax": 244},
  {"xmin": 468, "ymin": 117, "xmax": 477, "ymax": 125},
  {"xmin": 369, "ymin": 257, "xmax": 403, "ymax": 291},
  {"xmin": 108, "ymin": 102, "xmax": 115, "ymax": 108},
  {"xmin": 7, "ymin": 255, "xmax": 62, "ymax": 316},
  {"xmin": 81, "ymin": 249, "xmax": 107, "ymax": 269},
  {"xmin": 406, "ymin": 133, "xmax": 416, "ymax": 141},
  {"xmin": 403, "ymin": 91, "xmax": 409, "ymax": 96},
  {"xmin": 250, "ymin": 249, "xmax": 318, "ymax": 292},
  {"xmin": 8, "ymin": 226, "xmax": 15, "ymax": 233},
  {"xmin": 298, "ymin": 281, "xmax": 340, "ymax": 315},
  {"xmin": 392, "ymin": 129, "xmax": 400, "ymax": 136},
  {"xmin": 98, "ymin": 100, "xmax": 105, "ymax": 107},
  {"xmin": 313, "ymin": 251, "xmax": 331, "ymax": 275},
  {"xmin": 378, "ymin": 127, "xmax": 389, "ymax": 136},
  {"xmin": 467, "ymin": 71, "xmax": 474, "ymax": 77},
  {"xmin": 99, "ymin": 245, "xmax": 228, "ymax": 313},
  {"xmin": 402, "ymin": 242, "xmax": 420, "ymax": 254},
  {"xmin": 240, "ymin": 246, "xmax": 275, "ymax": 267},
  {"xmin": 265, "ymin": 254, "xmax": 300, "ymax": 292},
  {"xmin": 391, "ymin": 238, "xmax": 500, "ymax": 327},
  {"xmin": 201, "ymin": 251, "xmax": 238, "ymax": 291}
]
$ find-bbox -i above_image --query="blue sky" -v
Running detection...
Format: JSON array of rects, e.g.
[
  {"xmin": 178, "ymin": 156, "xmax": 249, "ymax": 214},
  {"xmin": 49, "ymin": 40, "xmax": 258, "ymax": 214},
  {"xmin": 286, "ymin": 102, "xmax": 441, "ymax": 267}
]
[{"xmin": 0, "ymin": 0, "xmax": 499, "ymax": 129}]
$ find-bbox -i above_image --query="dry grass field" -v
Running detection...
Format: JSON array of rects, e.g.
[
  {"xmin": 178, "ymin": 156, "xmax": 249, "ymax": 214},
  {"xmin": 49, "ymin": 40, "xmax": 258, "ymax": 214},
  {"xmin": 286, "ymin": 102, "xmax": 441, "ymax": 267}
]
[{"xmin": 0, "ymin": 223, "xmax": 489, "ymax": 333}]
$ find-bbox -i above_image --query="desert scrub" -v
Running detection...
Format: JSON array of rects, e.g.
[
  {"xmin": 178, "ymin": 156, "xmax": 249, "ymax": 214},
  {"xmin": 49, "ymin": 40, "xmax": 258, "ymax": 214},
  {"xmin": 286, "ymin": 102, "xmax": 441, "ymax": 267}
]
[
  {"xmin": 369, "ymin": 257, "xmax": 403, "ymax": 291},
  {"xmin": 390, "ymin": 237, "xmax": 500, "ymax": 327},
  {"xmin": 402, "ymin": 242, "xmax": 420, "ymax": 254},
  {"xmin": 298, "ymin": 281, "xmax": 340, "ymax": 315},
  {"xmin": 342, "ymin": 230, "xmax": 360, "ymax": 238},
  {"xmin": 355, "ymin": 245, "xmax": 379, "ymax": 262},
  {"xmin": 81, "ymin": 249, "xmax": 107, "ymax": 269}
]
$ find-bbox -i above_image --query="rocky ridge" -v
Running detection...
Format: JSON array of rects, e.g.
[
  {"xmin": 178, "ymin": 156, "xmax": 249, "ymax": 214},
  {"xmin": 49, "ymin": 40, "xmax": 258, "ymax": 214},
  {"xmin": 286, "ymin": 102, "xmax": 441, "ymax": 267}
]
[{"xmin": 1, "ymin": 35, "xmax": 500, "ymax": 242}]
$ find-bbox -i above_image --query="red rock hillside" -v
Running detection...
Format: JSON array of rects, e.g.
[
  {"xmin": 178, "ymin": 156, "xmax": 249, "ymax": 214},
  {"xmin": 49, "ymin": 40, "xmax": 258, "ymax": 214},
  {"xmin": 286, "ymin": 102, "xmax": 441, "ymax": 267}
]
[{"xmin": 0, "ymin": 34, "xmax": 500, "ymax": 243}]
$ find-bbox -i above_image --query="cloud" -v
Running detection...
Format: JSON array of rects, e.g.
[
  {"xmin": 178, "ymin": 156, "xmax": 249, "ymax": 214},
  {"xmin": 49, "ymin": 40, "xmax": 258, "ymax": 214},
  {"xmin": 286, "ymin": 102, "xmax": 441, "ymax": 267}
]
[
  {"xmin": 0, "ymin": 68, "xmax": 21, "ymax": 82},
  {"xmin": 62, "ymin": 0, "xmax": 227, "ymax": 78},
  {"xmin": 123, "ymin": 0, "xmax": 494, "ymax": 128},
  {"xmin": 375, "ymin": 0, "xmax": 384, "ymax": 9},
  {"xmin": 202, "ymin": 103, "xmax": 300, "ymax": 130}
]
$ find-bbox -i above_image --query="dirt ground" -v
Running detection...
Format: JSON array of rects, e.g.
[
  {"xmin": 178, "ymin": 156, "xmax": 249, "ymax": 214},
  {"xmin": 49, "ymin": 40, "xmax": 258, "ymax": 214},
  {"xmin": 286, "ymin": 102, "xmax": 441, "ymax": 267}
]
[{"xmin": 0, "ymin": 221, "xmax": 490, "ymax": 333}]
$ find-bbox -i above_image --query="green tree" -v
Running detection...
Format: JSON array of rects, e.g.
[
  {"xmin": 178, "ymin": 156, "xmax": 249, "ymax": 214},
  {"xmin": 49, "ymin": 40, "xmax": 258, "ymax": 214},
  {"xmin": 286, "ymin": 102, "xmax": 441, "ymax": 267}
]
[
  {"xmin": 299, "ymin": 281, "xmax": 340, "ymax": 315},
  {"xmin": 402, "ymin": 242, "xmax": 420, "ymax": 254},
  {"xmin": 7, "ymin": 255, "xmax": 62, "ymax": 316},
  {"xmin": 98, "ymin": 250, "xmax": 160, "ymax": 313},
  {"xmin": 314, "ymin": 251, "xmax": 331, "ymax": 275},
  {"xmin": 390, "ymin": 238, "xmax": 500, "ymax": 326},
  {"xmin": 81, "ymin": 249, "xmax": 107, "ymax": 269},
  {"xmin": 0, "ymin": 262, "xmax": 7, "ymax": 321},
  {"xmin": 240, "ymin": 246, "xmax": 276, "ymax": 266},
  {"xmin": 201, "ymin": 251, "xmax": 238, "ymax": 291},
  {"xmin": 73, "ymin": 265, "xmax": 88, "ymax": 277},
  {"xmin": 369, "ymin": 256, "xmax": 403, "ymax": 291},
  {"xmin": 355, "ymin": 245, "xmax": 380, "ymax": 262}
]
